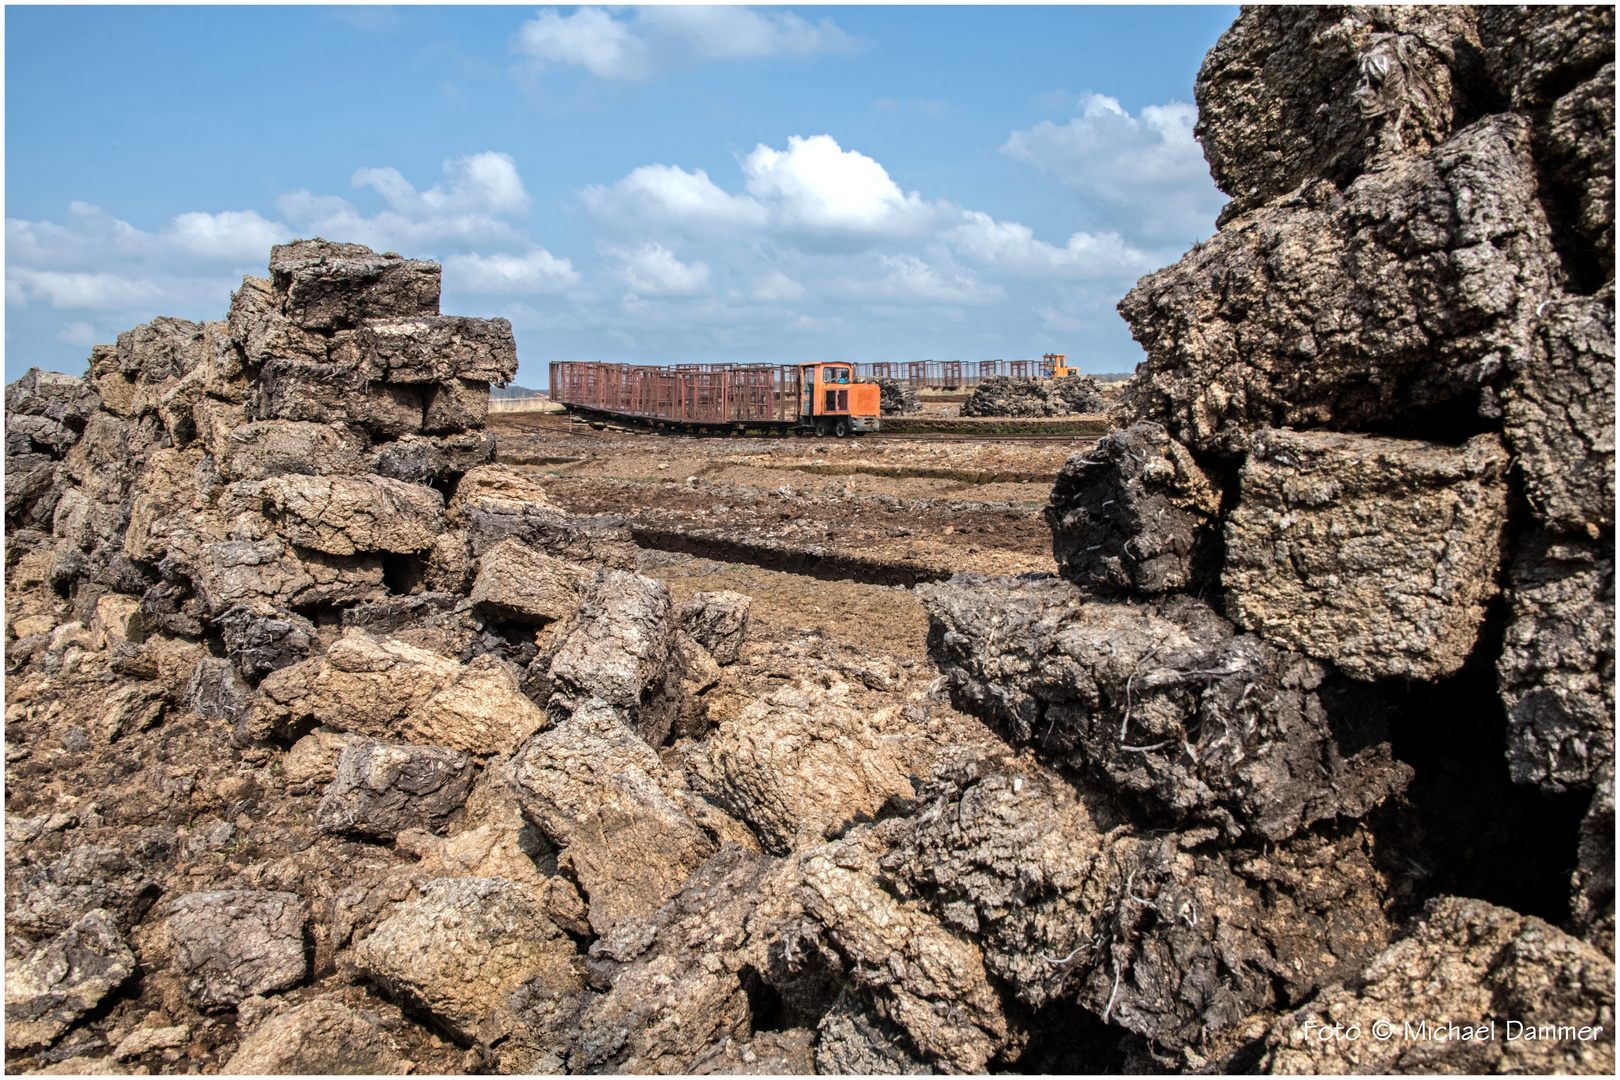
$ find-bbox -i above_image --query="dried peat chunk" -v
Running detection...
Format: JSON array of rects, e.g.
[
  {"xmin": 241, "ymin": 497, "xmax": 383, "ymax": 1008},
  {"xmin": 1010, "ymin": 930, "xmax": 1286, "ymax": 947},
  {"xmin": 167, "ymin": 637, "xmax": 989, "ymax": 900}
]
[
  {"xmin": 814, "ymin": 991, "xmax": 932, "ymax": 1075},
  {"xmin": 881, "ymin": 754, "xmax": 1396, "ymax": 1040},
  {"xmin": 798, "ymin": 849, "xmax": 1009, "ymax": 1073},
  {"xmin": 48, "ymin": 488, "xmax": 133, "ymax": 592},
  {"xmin": 1497, "ymin": 530, "xmax": 1616, "ymax": 791},
  {"xmin": 464, "ymin": 502, "xmax": 639, "ymax": 568},
  {"xmin": 213, "ymin": 420, "xmax": 368, "ymax": 482},
  {"xmin": 269, "ymin": 239, "xmax": 440, "ymax": 331},
  {"xmin": 283, "ymin": 730, "xmax": 351, "ymax": 789},
  {"xmin": 185, "ymin": 657, "xmax": 252, "ymax": 721},
  {"xmin": 1260, "ymin": 896, "xmax": 1617, "ymax": 1075},
  {"xmin": 1076, "ymin": 828, "xmax": 1395, "ymax": 1050},
  {"xmin": 221, "ymin": 998, "xmax": 408, "ymax": 1075},
  {"xmin": 193, "ymin": 537, "xmax": 385, "ymax": 614},
  {"xmin": 6, "ymin": 368, "xmax": 101, "ymax": 438},
  {"xmin": 444, "ymin": 462, "xmax": 556, "ymax": 524},
  {"xmin": 960, "ymin": 374, "xmax": 1104, "ymax": 417},
  {"xmin": 4, "ymin": 910, "xmax": 135, "ymax": 1051},
  {"xmin": 215, "ymin": 601, "xmax": 317, "ymax": 679},
  {"xmin": 16, "ymin": 464, "xmax": 73, "ymax": 535},
  {"xmin": 166, "ymin": 890, "xmax": 308, "ymax": 1008},
  {"xmin": 678, "ymin": 590, "xmax": 751, "ymax": 665},
  {"xmin": 1479, "ymin": 5, "xmax": 1615, "ymax": 111},
  {"xmin": 1117, "ymin": 116, "xmax": 1560, "ymax": 453},
  {"xmin": 1543, "ymin": 66, "xmax": 1617, "ymax": 276},
  {"xmin": 1572, "ymin": 770, "xmax": 1616, "ymax": 955},
  {"xmin": 316, "ymin": 738, "xmax": 474, "ymax": 839},
  {"xmin": 253, "ymin": 357, "xmax": 425, "ymax": 440},
  {"xmin": 691, "ymin": 1030, "xmax": 817, "ymax": 1075},
  {"xmin": 683, "ymin": 684, "xmax": 914, "ymax": 856},
  {"xmin": 5, "ymin": 413, "xmax": 80, "ymax": 458},
  {"xmin": 371, "ymin": 431, "xmax": 494, "ymax": 485},
  {"xmin": 6, "ymin": 845, "xmax": 160, "ymax": 936},
  {"xmin": 291, "ymin": 629, "xmax": 461, "ymax": 736},
  {"xmin": 469, "ymin": 539, "xmax": 590, "ymax": 624},
  {"xmin": 117, "ymin": 316, "xmax": 205, "ymax": 384},
  {"xmin": 878, "ymin": 759, "xmax": 1114, "ymax": 1011},
  {"xmin": 354, "ymin": 877, "xmax": 582, "ymax": 1051},
  {"xmin": 423, "ymin": 377, "xmax": 491, "ymax": 434},
  {"xmin": 510, "ymin": 708, "xmax": 716, "ymax": 936},
  {"xmin": 1224, "ymin": 429, "xmax": 1510, "ymax": 682},
  {"xmin": 122, "ymin": 447, "xmax": 217, "ymax": 569},
  {"xmin": 547, "ymin": 569, "xmax": 678, "ymax": 727},
  {"xmin": 226, "ymin": 275, "xmax": 329, "ymax": 365},
  {"xmin": 257, "ymin": 473, "xmax": 444, "ymax": 556},
  {"xmin": 339, "ymin": 593, "xmax": 481, "ymax": 659},
  {"xmin": 342, "ymin": 315, "xmax": 519, "ymax": 384},
  {"xmin": 1502, "ymin": 295, "xmax": 1615, "ymax": 536},
  {"xmin": 862, "ymin": 376, "xmax": 920, "ymax": 416},
  {"xmin": 921, "ymin": 575, "xmax": 1410, "ymax": 842},
  {"xmin": 1194, "ymin": 5, "xmax": 1482, "ymax": 223},
  {"xmin": 405, "ymin": 654, "xmax": 549, "ymax": 756},
  {"xmin": 1045, "ymin": 422, "xmax": 1221, "ymax": 594},
  {"xmin": 570, "ymin": 846, "xmax": 793, "ymax": 1074}
]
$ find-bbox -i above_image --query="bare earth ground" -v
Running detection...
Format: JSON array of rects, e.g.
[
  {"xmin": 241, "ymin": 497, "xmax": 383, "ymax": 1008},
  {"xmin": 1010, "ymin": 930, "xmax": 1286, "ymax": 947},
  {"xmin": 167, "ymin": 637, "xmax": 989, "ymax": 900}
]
[{"xmin": 488, "ymin": 412, "xmax": 1091, "ymax": 584}]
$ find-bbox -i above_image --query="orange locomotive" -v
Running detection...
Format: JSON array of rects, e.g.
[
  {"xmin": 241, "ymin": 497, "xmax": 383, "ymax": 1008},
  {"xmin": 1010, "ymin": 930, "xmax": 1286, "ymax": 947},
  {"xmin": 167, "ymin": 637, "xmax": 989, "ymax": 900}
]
[{"xmin": 547, "ymin": 361, "xmax": 881, "ymax": 436}]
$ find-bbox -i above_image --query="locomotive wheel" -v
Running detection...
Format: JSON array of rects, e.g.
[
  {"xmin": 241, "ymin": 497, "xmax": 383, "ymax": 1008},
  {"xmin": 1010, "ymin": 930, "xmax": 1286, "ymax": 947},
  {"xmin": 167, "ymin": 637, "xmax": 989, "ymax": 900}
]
[
  {"xmin": 815, "ymin": 421, "xmax": 827, "ymax": 437},
  {"xmin": 834, "ymin": 419, "xmax": 849, "ymax": 438}
]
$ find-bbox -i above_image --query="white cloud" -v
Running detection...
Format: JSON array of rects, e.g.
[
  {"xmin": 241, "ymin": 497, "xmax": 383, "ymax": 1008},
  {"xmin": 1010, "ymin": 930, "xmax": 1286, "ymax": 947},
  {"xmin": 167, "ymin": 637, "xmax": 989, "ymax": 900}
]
[
  {"xmin": 1002, "ymin": 94, "xmax": 1226, "ymax": 243},
  {"xmin": 279, "ymin": 152, "xmax": 531, "ymax": 250},
  {"xmin": 6, "ymin": 151, "xmax": 568, "ymax": 346},
  {"xmin": 444, "ymin": 248, "xmax": 580, "ymax": 294},
  {"xmin": 606, "ymin": 242, "xmax": 710, "ymax": 296},
  {"xmin": 170, "ymin": 210, "xmax": 292, "ymax": 260},
  {"xmin": 516, "ymin": 6, "xmax": 855, "ymax": 81},
  {"xmin": 750, "ymin": 270, "xmax": 806, "ymax": 303},
  {"xmin": 946, "ymin": 211, "xmax": 1157, "ymax": 279},
  {"xmin": 742, "ymin": 135, "xmax": 945, "ymax": 238},
  {"xmin": 357, "ymin": 151, "xmax": 530, "ymax": 217},
  {"xmin": 832, "ymin": 255, "xmax": 1003, "ymax": 307},
  {"xmin": 7, "ymin": 268, "xmax": 168, "ymax": 310},
  {"xmin": 581, "ymin": 164, "xmax": 767, "ymax": 232},
  {"xmin": 58, "ymin": 321, "xmax": 103, "ymax": 347}
]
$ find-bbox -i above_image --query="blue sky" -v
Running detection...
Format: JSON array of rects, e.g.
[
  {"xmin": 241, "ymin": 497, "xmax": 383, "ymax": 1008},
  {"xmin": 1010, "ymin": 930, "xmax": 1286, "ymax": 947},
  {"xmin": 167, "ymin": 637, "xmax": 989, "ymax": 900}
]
[{"xmin": 5, "ymin": 4, "xmax": 1237, "ymax": 386}]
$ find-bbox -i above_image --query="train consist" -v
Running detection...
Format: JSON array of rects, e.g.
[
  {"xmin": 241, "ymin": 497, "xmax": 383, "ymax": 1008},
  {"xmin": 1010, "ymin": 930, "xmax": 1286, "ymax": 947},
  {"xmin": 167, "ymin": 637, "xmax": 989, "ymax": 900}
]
[{"xmin": 549, "ymin": 361, "xmax": 882, "ymax": 436}]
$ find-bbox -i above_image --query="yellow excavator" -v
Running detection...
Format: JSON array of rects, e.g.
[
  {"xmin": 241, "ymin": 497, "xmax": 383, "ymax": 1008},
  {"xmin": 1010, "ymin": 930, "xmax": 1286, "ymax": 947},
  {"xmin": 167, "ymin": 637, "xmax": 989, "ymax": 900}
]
[{"xmin": 1040, "ymin": 353, "xmax": 1080, "ymax": 378}]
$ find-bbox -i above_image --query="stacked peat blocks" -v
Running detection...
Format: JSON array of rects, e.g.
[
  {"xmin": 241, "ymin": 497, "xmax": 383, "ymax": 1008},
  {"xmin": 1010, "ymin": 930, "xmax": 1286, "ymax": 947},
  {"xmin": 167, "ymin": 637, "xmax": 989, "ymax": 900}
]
[{"xmin": 923, "ymin": 5, "xmax": 1614, "ymax": 1069}]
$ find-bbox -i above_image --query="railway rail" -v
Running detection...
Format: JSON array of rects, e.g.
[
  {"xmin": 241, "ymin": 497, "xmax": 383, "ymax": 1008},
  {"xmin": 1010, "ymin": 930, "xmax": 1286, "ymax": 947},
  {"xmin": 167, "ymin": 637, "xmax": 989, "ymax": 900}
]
[{"xmin": 553, "ymin": 417, "xmax": 1102, "ymax": 444}]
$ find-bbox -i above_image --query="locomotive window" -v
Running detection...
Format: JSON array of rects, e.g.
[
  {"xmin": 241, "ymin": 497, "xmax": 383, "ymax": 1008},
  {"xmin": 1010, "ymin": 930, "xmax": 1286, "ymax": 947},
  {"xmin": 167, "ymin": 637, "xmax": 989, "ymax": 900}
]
[{"xmin": 826, "ymin": 366, "xmax": 850, "ymax": 384}]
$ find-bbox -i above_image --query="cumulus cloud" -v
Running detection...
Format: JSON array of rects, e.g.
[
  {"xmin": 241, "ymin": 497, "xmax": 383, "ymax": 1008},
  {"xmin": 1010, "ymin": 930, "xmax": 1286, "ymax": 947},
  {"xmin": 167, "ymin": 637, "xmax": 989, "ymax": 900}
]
[
  {"xmin": 946, "ymin": 211, "xmax": 1157, "ymax": 279},
  {"xmin": 750, "ymin": 270, "xmax": 806, "ymax": 303},
  {"xmin": 278, "ymin": 152, "xmax": 531, "ymax": 250},
  {"xmin": 742, "ymin": 135, "xmax": 946, "ymax": 239},
  {"xmin": 444, "ymin": 248, "xmax": 579, "ymax": 294},
  {"xmin": 1002, "ymin": 94, "xmax": 1226, "ymax": 243},
  {"xmin": 5, "ymin": 151, "xmax": 567, "ymax": 361},
  {"xmin": 831, "ymin": 254, "xmax": 1003, "ymax": 307},
  {"xmin": 581, "ymin": 163, "xmax": 767, "ymax": 233},
  {"xmin": 8, "ymin": 268, "xmax": 166, "ymax": 310},
  {"xmin": 606, "ymin": 242, "xmax": 710, "ymax": 296},
  {"xmin": 57, "ymin": 321, "xmax": 102, "ymax": 347},
  {"xmin": 170, "ymin": 210, "xmax": 292, "ymax": 260},
  {"xmin": 516, "ymin": 5, "xmax": 856, "ymax": 81},
  {"xmin": 585, "ymin": 135, "xmax": 947, "ymax": 243}
]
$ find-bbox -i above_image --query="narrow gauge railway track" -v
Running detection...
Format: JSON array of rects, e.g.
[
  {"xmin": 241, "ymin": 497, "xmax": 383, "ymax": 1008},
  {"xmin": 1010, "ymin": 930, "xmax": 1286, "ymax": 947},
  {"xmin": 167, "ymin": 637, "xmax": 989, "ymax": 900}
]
[
  {"xmin": 548, "ymin": 419, "xmax": 1104, "ymax": 444},
  {"xmin": 864, "ymin": 431, "xmax": 1102, "ymax": 443}
]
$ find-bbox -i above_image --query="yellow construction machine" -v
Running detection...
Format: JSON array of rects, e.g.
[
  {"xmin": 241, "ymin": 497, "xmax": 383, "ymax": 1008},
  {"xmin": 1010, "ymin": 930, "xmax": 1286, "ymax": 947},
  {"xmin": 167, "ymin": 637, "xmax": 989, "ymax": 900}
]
[{"xmin": 1040, "ymin": 353, "xmax": 1080, "ymax": 378}]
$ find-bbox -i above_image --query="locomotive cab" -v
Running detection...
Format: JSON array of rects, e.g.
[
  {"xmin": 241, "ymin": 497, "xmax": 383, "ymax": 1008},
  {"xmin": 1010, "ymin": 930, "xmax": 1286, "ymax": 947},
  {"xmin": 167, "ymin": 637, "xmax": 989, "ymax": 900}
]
[{"xmin": 798, "ymin": 363, "xmax": 881, "ymax": 436}]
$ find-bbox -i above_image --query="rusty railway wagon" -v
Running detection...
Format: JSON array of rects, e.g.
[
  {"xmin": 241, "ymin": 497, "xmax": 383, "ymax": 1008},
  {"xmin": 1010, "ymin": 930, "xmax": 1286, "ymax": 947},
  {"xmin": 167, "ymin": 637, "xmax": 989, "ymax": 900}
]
[{"xmin": 548, "ymin": 361, "xmax": 882, "ymax": 436}]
